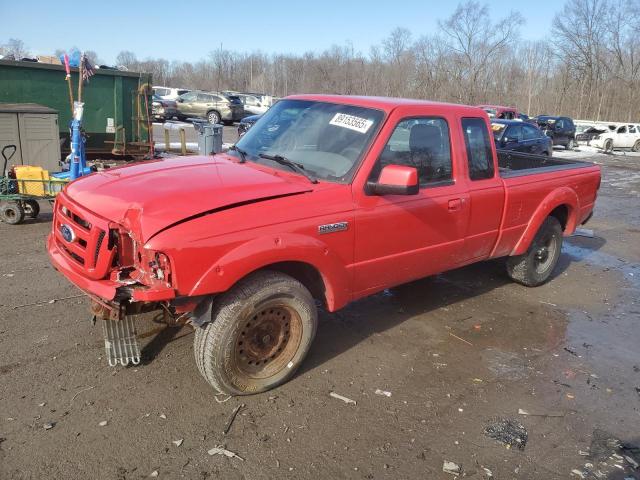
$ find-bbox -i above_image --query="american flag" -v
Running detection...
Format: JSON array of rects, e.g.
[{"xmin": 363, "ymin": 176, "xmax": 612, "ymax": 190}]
[{"xmin": 81, "ymin": 54, "xmax": 95, "ymax": 82}]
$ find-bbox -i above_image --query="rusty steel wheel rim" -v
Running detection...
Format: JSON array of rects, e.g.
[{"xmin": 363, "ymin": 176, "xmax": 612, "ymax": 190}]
[{"xmin": 233, "ymin": 304, "xmax": 303, "ymax": 379}]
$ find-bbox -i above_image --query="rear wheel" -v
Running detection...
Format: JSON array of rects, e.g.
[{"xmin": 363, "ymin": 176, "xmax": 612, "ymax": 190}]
[
  {"xmin": 24, "ymin": 199, "xmax": 40, "ymax": 219},
  {"xmin": 194, "ymin": 271, "xmax": 318, "ymax": 396},
  {"xmin": 603, "ymin": 139, "xmax": 613, "ymax": 153},
  {"xmin": 506, "ymin": 216, "xmax": 563, "ymax": 287},
  {"xmin": 566, "ymin": 139, "xmax": 575, "ymax": 150},
  {"xmin": 632, "ymin": 140, "xmax": 640, "ymax": 152},
  {"xmin": 0, "ymin": 202, "xmax": 25, "ymax": 225}
]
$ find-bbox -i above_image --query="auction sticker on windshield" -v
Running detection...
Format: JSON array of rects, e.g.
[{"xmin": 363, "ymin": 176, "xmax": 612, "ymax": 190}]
[{"xmin": 329, "ymin": 113, "xmax": 374, "ymax": 133}]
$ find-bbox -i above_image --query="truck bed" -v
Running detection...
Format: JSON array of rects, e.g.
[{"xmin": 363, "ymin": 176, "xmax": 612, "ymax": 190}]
[{"xmin": 497, "ymin": 150, "xmax": 593, "ymax": 178}]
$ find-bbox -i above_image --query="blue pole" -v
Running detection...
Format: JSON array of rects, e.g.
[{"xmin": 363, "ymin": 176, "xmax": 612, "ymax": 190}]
[{"xmin": 70, "ymin": 118, "xmax": 81, "ymax": 180}]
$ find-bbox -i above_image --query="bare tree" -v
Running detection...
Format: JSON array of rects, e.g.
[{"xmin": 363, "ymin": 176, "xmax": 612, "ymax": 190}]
[
  {"xmin": 438, "ymin": 1, "xmax": 524, "ymax": 104},
  {"xmin": 2, "ymin": 38, "xmax": 29, "ymax": 59}
]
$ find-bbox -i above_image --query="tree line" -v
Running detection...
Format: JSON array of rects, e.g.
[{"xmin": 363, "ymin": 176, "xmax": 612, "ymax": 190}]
[{"xmin": 3, "ymin": 0, "xmax": 639, "ymax": 122}]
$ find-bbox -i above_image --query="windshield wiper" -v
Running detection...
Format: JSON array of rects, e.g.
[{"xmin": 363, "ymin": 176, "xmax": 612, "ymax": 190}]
[
  {"xmin": 258, "ymin": 153, "xmax": 318, "ymax": 184},
  {"xmin": 228, "ymin": 145, "xmax": 248, "ymax": 163}
]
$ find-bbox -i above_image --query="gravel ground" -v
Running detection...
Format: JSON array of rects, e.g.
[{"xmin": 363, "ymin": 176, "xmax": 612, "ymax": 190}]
[{"xmin": 0, "ymin": 145, "xmax": 639, "ymax": 480}]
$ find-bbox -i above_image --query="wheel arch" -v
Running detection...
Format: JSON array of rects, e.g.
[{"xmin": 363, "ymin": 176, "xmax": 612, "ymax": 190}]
[
  {"xmin": 511, "ymin": 187, "xmax": 579, "ymax": 256},
  {"xmin": 188, "ymin": 233, "xmax": 351, "ymax": 311}
]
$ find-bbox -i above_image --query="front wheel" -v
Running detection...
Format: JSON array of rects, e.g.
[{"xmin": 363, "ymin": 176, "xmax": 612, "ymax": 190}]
[
  {"xmin": 194, "ymin": 271, "xmax": 318, "ymax": 396},
  {"xmin": 24, "ymin": 199, "xmax": 40, "ymax": 219},
  {"xmin": 632, "ymin": 140, "xmax": 640, "ymax": 152},
  {"xmin": 506, "ymin": 216, "xmax": 563, "ymax": 287},
  {"xmin": 603, "ymin": 139, "xmax": 613, "ymax": 153},
  {"xmin": 207, "ymin": 111, "xmax": 221, "ymax": 125},
  {"xmin": 566, "ymin": 139, "xmax": 575, "ymax": 150}
]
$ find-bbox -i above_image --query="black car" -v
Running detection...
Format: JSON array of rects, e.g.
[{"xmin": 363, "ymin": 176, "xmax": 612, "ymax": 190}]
[
  {"xmin": 535, "ymin": 115, "xmax": 576, "ymax": 149},
  {"xmin": 237, "ymin": 113, "xmax": 263, "ymax": 137},
  {"xmin": 491, "ymin": 120, "xmax": 553, "ymax": 156}
]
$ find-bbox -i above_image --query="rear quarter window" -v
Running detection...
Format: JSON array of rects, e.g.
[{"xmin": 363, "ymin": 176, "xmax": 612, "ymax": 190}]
[{"xmin": 462, "ymin": 118, "xmax": 495, "ymax": 180}]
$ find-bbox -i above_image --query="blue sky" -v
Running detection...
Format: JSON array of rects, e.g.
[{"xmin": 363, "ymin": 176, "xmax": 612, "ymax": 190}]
[{"xmin": 1, "ymin": 0, "xmax": 560, "ymax": 64}]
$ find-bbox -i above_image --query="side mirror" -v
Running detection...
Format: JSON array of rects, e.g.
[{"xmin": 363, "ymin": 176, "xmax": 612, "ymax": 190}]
[{"xmin": 366, "ymin": 165, "xmax": 419, "ymax": 196}]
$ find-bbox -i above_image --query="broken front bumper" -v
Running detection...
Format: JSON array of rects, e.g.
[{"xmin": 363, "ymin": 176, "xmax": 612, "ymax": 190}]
[{"xmin": 47, "ymin": 233, "xmax": 176, "ymax": 303}]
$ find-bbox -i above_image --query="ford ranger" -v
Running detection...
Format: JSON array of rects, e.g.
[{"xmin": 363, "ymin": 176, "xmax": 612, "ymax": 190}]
[{"xmin": 47, "ymin": 95, "xmax": 601, "ymax": 396}]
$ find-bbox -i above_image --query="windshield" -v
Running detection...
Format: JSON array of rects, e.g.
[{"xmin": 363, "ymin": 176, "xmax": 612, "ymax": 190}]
[{"xmin": 234, "ymin": 99, "xmax": 384, "ymax": 182}]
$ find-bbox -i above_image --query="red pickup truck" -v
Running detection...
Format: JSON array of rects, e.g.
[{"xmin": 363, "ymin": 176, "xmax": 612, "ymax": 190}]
[{"xmin": 48, "ymin": 95, "xmax": 600, "ymax": 396}]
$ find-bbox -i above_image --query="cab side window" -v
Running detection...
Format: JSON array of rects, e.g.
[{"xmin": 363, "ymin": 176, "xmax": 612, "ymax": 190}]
[
  {"xmin": 506, "ymin": 125, "xmax": 523, "ymax": 142},
  {"xmin": 370, "ymin": 118, "xmax": 452, "ymax": 187},
  {"xmin": 522, "ymin": 124, "xmax": 540, "ymax": 140},
  {"xmin": 462, "ymin": 117, "xmax": 495, "ymax": 180}
]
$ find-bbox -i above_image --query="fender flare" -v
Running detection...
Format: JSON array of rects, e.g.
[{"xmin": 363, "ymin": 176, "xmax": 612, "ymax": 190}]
[
  {"xmin": 511, "ymin": 187, "xmax": 579, "ymax": 256},
  {"xmin": 188, "ymin": 233, "xmax": 350, "ymax": 311}
]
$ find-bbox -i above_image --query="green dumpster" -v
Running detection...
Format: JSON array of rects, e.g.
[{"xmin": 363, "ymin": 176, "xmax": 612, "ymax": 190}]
[{"xmin": 0, "ymin": 59, "xmax": 153, "ymax": 159}]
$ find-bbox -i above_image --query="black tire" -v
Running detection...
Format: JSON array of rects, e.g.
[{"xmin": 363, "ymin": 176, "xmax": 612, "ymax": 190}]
[
  {"xmin": 206, "ymin": 111, "xmax": 221, "ymax": 125},
  {"xmin": 565, "ymin": 139, "xmax": 574, "ymax": 150},
  {"xmin": 24, "ymin": 199, "xmax": 40, "ymax": 219},
  {"xmin": 506, "ymin": 216, "xmax": 563, "ymax": 287},
  {"xmin": 603, "ymin": 139, "xmax": 613, "ymax": 153},
  {"xmin": 632, "ymin": 140, "xmax": 640, "ymax": 152},
  {"xmin": 0, "ymin": 202, "xmax": 25, "ymax": 225},
  {"xmin": 194, "ymin": 271, "xmax": 318, "ymax": 396}
]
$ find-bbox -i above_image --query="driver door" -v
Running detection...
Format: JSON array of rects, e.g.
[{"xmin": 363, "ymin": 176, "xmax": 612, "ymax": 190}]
[{"xmin": 352, "ymin": 114, "xmax": 470, "ymax": 296}]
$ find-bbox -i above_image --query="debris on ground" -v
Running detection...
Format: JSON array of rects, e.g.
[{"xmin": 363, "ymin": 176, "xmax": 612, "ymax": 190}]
[
  {"xmin": 482, "ymin": 466, "xmax": 493, "ymax": 478},
  {"xmin": 159, "ymin": 413, "xmax": 167, "ymax": 419},
  {"xmin": 442, "ymin": 460, "xmax": 462, "ymax": 476},
  {"xmin": 518, "ymin": 408, "xmax": 565, "ymax": 417},
  {"xmin": 172, "ymin": 439, "xmax": 183, "ymax": 447},
  {"xmin": 448, "ymin": 332, "xmax": 473, "ymax": 346},
  {"xmin": 223, "ymin": 403, "xmax": 245, "ymax": 435},
  {"xmin": 43, "ymin": 422, "xmax": 55, "ymax": 430},
  {"xmin": 329, "ymin": 392, "xmax": 357, "ymax": 405},
  {"xmin": 208, "ymin": 446, "xmax": 245, "ymax": 461},
  {"xmin": 149, "ymin": 470, "xmax": 159, "ymax": 477},
  {"xmin": 573, "ymin": 228, "xmax": 595, "ymax": 238},
  {"xmin": 374, "ymin": 389, "xmax": 392, "ymax": 397},
  {"xmin": 570, "ymin": 429, "xmax": 640, "ymax": 479},
  {"xmin": 98, "ymin": 420, "xmax": 108, "ymax": 427},
  {"xmin": 483, "ymin": 418, "xmax": 528, "ymax": 450}
]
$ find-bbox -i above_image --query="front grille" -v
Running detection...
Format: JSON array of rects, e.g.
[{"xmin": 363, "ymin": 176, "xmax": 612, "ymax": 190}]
[{"xmin": 53, "ymin": 195, "xmax": 117, "ymax": 280}]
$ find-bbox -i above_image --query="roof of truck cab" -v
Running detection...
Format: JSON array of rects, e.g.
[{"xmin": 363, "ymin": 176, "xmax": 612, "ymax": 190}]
[{"xmin": 285, "ymin": 94, "xmax": 486, "ymax": 115}]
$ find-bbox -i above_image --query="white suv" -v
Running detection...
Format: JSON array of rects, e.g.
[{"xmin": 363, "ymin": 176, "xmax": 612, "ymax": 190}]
[
  {"xmin": 153, "ymin": 86, "xmax": 191, "ymax": 101},
  {"xmin": 591, "ymin": 124, "xmax": 640, "ymax": 152}
]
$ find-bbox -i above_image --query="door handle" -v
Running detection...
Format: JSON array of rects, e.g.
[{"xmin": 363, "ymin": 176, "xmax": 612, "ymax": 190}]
[{"xmin": 448, "ymin": 198, "xmax": 462, "ymax": 212}]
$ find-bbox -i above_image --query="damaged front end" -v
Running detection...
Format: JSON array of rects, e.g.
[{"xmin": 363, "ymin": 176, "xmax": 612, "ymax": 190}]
[{"xmin": 49, "ymin": 194, "xmax": 206, "ymax": 366}]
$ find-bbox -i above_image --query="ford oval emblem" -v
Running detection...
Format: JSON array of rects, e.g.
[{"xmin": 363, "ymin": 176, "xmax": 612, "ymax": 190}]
[{"xmin": 60, "ymin": 224, "xmax": 76, "ymax": 243}]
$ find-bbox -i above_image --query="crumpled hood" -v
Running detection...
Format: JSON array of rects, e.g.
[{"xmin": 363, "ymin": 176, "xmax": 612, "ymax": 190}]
[{"xmin": 64, "ymin": 155, "xmax": 312, "ymax": 242}]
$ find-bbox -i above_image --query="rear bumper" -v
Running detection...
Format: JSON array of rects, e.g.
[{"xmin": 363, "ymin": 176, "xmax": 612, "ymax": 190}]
[{"xmin": 47, "ymin": 233, "xmax": 176, "ymax": 303}]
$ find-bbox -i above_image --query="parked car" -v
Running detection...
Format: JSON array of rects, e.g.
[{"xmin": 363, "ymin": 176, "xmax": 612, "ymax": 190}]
[
  {"xmin": 48, "ymin": 94, "xmax": 601, "ymax": 396},
  {"xmin": 575, "ymin": 124, "xmax": 608, "ymax": 145},
  {"xmin": 176, "ymin": 91, "xmax": 244, "ymax": 124},
  {"xmin": 151, "ymin": 95, "xmax": 178, "ymax": 122},
  {"xmin": 237, "ymin": 94, "xmax": 269, "ymax": 116},
  {"xmin": 590, "ymin": 124, "xmax": 640, "ymax": 152},
  {"xmin": 535, "ymin": 116, "xmax": 577, "ymax": 149},
  {"xmin": 518, "ymin": 113, "xmax": 536, "ymax": 124},
  {"xmin": 237, "ymin": 113, "xmax": 263, "ymax": 137},
  {"xmin": 477, "ymin": 104, "xmax": 519, "ymax": 120},
  {"xmin": 491, "ymin": 120, "xmax": 553, "ymax": 156},
  {"xmin": 153, "ymin": 86, "xmax": 191, "ymax": 101}
]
